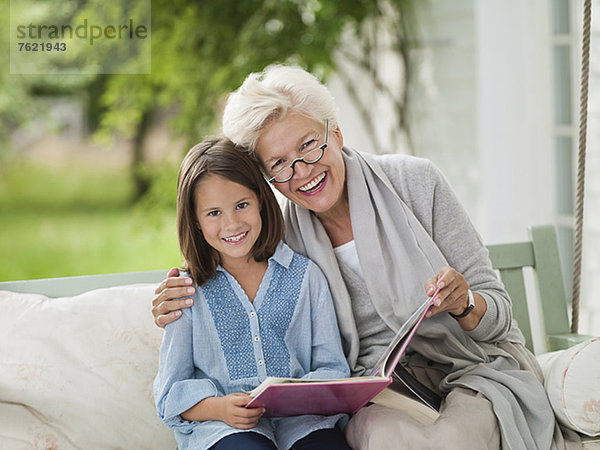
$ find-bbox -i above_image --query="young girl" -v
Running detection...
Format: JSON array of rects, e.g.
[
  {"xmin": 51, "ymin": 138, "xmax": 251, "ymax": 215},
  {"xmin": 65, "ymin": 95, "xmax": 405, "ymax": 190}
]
[{"xmin": 153, "ymin": 137, "xmax": 351, "ymax": 450}]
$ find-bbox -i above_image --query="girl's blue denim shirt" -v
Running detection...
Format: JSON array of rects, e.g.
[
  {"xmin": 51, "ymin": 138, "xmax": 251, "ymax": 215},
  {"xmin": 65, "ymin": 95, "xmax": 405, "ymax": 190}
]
[{"xmin": 154, "ymin": 242, "xmax": 350, "ymax": 450}]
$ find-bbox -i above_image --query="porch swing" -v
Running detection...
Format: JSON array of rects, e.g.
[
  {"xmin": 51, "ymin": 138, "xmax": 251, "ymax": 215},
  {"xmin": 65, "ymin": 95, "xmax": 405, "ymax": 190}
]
[
  {"xmin": 487, "ymin": 0, "xmax": 595, "ymax": 353},
  {"xmin": 486, "ymin": 0, "xmax": 600, "ymax": 441}
]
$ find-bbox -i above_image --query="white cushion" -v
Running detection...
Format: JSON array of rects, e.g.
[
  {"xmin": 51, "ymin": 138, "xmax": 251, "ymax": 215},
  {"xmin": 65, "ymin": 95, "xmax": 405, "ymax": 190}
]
[
  {"xmin": 0, "ymin": 285, "xmax": 176, "ymax": 449},
  {"xmin": 537, "ymin": 338, "xmax": 600, "ymax": 437}
]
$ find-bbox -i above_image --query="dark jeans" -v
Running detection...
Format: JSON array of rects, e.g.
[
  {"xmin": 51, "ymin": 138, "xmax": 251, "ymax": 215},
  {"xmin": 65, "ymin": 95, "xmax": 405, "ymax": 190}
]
[{"xmin": 209, "ymin": 427, "xmax": 351, "ymax": 450}]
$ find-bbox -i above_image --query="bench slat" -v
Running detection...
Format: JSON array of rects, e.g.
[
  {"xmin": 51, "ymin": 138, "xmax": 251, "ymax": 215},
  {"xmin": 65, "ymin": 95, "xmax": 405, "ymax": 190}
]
[
  {"xmin": 498, "ymin": 267, "xmax": 533, "ymax": 351},
  {"xmin": 529, "ymin": 226, "xmax": 571, "ymax": 339},
  {"xmin": 487, "ymin": 242, "xmax": 534, "ymax": 269},
  {"xmin": 0, "ymin": 270, "xmax": 166, "ymax": 297}
]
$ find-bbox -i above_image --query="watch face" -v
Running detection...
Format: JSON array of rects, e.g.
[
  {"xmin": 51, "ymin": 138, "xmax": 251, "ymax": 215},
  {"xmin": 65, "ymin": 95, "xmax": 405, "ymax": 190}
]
[{"xmin": 467, "ymin": 289, "xmax": 475, "ymax": 308}]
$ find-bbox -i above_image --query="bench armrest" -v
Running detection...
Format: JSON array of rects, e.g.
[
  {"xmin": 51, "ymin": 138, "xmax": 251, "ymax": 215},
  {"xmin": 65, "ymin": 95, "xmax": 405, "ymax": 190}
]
[{"xmin": 547, "ymin": 333, "xmax": 595, "ymax": 352}]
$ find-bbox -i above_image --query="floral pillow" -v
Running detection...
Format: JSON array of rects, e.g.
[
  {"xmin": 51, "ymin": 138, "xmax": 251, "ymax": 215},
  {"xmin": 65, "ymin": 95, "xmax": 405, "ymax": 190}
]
[
  {"xmin": 0, "ymin": 284, "xmax": 176, "ymax": 449},
  {"xmin": 538, "ymin": 337, "xmax": 600, "ymax": 437}
]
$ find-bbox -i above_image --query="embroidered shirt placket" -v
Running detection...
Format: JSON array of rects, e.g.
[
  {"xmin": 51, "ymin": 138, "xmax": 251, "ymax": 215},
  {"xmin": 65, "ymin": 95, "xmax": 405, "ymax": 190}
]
[{"xmin": 248, "ymin": 306, "xmax": 268, "ymax": 378}]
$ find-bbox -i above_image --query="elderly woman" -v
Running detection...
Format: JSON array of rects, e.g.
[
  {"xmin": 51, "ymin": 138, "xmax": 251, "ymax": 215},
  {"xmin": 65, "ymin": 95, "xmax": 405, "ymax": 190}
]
[{"xmin": 152, "ymin": 66, "xmax": 577, "ymax": 449}]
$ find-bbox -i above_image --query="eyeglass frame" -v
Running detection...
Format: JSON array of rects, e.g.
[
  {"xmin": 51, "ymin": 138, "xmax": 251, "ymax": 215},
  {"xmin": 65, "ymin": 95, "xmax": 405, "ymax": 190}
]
[{"xmin": 262, "ymin": 119, "xmax": 329, "ymax": 184}]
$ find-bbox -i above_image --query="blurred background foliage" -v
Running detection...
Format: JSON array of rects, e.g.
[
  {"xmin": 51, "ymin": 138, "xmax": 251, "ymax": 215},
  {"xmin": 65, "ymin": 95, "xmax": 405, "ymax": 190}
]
[{"xmin": 0, "ymin": 0, "xmax": 419, "ymax": 280}]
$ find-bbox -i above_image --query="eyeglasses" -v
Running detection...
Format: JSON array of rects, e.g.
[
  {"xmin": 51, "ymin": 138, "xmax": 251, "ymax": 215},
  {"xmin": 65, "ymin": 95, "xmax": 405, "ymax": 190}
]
[{"xmin": 263, "ymin": 120, "xmax": 329, "ymax": 184}]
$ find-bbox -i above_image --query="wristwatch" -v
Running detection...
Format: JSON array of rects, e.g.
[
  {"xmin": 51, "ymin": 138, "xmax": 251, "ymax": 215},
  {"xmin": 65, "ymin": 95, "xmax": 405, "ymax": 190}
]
[{"xmin": 449, "ymin": 289, "xmax": 475, "ymax": 319}]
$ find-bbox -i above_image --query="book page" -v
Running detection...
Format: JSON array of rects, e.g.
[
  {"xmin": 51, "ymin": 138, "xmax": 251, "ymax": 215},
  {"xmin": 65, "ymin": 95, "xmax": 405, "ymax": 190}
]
[
  {"xmin": 369, "ymin": 288, "xmax": 439, "ymax": 378},
  {"xmin": 371, "ymin": 378, "xmax": 440, "ymax": 425},
  {"xmin": 393, "ymin": 365, "xmax": 442, "ymax": 411},
  {"xmin": 248, "ymin": 375, "xmax": 385, "ymax": 397}
]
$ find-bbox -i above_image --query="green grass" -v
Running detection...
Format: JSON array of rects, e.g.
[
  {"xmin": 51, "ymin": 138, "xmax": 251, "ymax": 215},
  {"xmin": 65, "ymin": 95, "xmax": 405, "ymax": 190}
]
[{"xmin": 0, "ymin": 162, "xmax": 181, "ymax": 281}]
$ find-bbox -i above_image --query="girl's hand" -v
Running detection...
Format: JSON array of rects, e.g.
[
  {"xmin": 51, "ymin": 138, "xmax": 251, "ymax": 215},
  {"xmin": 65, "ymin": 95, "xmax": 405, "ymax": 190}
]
[
  {"xmin": 152, "ymin": 267, "xmax": 195, "ymax": 327},
  {"xmin": 424, "ymin": 266, "xmax": 486, "ymax": 330},
  {"xmin": 181, "ymin": 394, "xmax": 265, "ymax": 428},
  {"xmin": 217, "ymin": 393, "xmax": 264, "ymax": 429}
]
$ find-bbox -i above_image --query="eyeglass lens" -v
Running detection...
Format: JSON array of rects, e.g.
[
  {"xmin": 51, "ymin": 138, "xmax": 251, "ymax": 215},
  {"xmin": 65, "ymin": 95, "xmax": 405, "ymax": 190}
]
[
  {"xmin": 272, "ymin": 147, "xmax": 324, "ymax": 182},
  {"xmin": 269, "ymin": 120, "xmax": 329, "ymax": 183}
]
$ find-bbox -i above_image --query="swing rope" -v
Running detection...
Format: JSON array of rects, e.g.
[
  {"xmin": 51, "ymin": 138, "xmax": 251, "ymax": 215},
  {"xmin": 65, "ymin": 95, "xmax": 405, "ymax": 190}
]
[{"xmin": 571, "ymin": 0, "xmax": 592, "ymax": 334}]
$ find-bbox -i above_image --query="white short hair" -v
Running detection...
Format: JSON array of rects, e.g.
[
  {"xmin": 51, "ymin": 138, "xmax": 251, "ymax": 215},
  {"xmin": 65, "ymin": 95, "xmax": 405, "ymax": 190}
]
[{"xmin": 222, "ymin": 65, "xmax": 339, "ymax": 153}]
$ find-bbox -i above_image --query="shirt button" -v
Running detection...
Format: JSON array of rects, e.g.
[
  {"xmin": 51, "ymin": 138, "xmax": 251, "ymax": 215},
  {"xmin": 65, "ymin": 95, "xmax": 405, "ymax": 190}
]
[
  {"xmin": 258, "ymin": 360, "xmax": 264, "ymax": 366},
  {"xmin": 254, "ymin": 336, "xmax": 260, "ymax": 342},
  {"xmin": 249, "ymin": 312, "xmax": 256, "ymax": 318}
]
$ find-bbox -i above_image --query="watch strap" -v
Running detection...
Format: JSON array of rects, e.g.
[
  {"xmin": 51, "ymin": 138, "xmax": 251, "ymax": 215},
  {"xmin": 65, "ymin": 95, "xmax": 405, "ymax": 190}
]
[{"xmin": 449, "ymin": 289, "xmax": 475, "ymax": 319}]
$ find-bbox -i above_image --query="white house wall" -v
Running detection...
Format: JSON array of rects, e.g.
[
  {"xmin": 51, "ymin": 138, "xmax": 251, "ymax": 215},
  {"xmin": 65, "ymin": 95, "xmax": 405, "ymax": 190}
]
[{"xmin": 327, "ymin": 0, "xmax": 599, "ymax": 336}]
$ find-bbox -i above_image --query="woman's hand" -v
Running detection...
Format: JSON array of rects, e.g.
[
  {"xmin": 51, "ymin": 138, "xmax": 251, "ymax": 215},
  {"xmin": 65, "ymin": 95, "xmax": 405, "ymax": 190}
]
[
  {"xmin": 424, "ymin": 266, "xmax": 486, "ymax": 330},
  {"xmin": 152, "ymin": 268, "xmax": 195, "ymax": 328}
]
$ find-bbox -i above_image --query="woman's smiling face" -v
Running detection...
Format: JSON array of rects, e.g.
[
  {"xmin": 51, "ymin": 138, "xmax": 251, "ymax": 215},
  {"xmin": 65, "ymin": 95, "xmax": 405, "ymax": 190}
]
[{"xmin": 255, "ymin": 114, "xmax": 347, "ymax": 214}]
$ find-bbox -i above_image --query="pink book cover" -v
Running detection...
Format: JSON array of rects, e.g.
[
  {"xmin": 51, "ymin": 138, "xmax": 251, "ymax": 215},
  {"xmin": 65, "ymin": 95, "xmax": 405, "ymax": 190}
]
[
  {"xmin": 245, "ymin": 290, "xmax": 439, "ymax": 418},
  {"xmin": 246, "ymin": 377, "xmax": 391, "ymax": 417}
]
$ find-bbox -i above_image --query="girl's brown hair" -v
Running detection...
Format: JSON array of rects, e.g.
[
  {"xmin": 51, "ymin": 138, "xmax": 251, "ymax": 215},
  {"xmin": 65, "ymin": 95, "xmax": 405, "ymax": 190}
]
[{"xmin": 177, "ymin": 136, "xmax": 284, "ymax": 285}]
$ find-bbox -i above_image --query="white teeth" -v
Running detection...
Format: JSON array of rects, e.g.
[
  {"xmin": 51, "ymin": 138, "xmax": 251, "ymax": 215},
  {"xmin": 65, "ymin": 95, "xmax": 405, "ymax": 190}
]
[
  {"xmin": 223, "ymin": 232, "xmax": 247, "ymax": 242},
  {"xmin": 299, "ymin": 172, "xmax": 326, "ymax": 192}
]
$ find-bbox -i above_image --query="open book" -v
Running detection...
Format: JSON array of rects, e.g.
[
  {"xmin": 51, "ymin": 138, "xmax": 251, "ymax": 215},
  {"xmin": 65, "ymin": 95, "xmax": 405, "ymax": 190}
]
[{"xmin": 245, "ymin": 289, "xmax": 442, "ymax": 423}]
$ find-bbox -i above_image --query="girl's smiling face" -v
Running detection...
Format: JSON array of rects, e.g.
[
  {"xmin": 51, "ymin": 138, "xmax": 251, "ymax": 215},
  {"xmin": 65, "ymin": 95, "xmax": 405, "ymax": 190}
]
[
  {"xmin": 255, "ymin": 114, "xmax": 346, "ymax": 215},
  {"xmin": 194, "ymin": 174, "xmax": 262, "ymax": 269}
]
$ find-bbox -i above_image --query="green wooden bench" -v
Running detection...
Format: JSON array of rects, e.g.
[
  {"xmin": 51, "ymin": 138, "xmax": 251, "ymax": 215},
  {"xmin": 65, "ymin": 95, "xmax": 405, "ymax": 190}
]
[
  {"xmin": 0, "ymin": 224, "xmax": 593, "ymax": 354},
  {"xmin": 487, "ymin": 224, "xmax": 593, "ymax": 353}
]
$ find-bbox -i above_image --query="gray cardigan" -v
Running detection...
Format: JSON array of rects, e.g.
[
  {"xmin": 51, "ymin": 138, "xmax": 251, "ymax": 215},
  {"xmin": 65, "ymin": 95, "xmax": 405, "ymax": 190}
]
[{"xmin": 374, "ymin": 153, "xmax": 520, "ymax": 344}]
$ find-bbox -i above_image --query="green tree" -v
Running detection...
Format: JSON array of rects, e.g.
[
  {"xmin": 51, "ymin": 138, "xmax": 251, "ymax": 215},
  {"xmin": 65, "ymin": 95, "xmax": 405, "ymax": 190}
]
[{"xmin": 2, "ymin": 0, "xmax": 420, "ymax": 196}]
